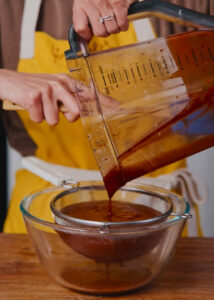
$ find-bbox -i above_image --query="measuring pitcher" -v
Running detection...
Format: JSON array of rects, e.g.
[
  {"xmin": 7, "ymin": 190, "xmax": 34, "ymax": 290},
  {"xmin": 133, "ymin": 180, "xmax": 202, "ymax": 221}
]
[{"xmin": 65, "ymin": 0, "xmax": 214, "ymax": 197}]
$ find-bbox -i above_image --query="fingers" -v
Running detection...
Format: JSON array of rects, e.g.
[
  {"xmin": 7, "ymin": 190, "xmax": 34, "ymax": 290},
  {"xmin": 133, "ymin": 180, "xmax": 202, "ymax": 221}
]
[
  {"xmin": 21, "ymin": 73, "xmax": 80, "ymax": 125},
  {"xmin": 74, "ymin": 5, "xmax": 109, "ymax": 39},
  {"xmin": 63, "ymin": 112, "xmax": 79, "ymax": 122},
  {"xmin": 73, "ymin": 3, "xmax": 93, "ymax": 41},
  {"xmin": 95, "ymin": 0, "xmax": 120, "ymax": 35},
  {"xmin": 52, "ymin": 74, "xmax": 80, "ymax": 119},
  {"xmin": 41, "ymin": 76, "xmax": 79, "ymax": 124},
  {"xmin": 0, "ymin": 69, "xmax": 80, "ymax": 125},
  {"xmin": 109, "ymin": 0, "xmax": 129, "ymax": 31},
  {"xmin": 0, "ymin": 69, "xmax": 120, "ymax": 124},
  {"xmin": 26, "ymin": 93, "xmax": 44, "ymax": 123},
  {"xmin": 55, "ymin": 86, "xmax": 80, "ymax": 122},
  {"xmin": 41, "ymin": 85, "xmax": 59, "ymax": 125},
  {"xmin": 73, "ymin": 0, "xmax": 132, "ymax": 40},
  {"xmin": 87, "ymin": 9, "xmax": 110, "ymax": 37},
  {"xmin": 24, "ymin": 84, "xmax": 59, "ymax": 125}
]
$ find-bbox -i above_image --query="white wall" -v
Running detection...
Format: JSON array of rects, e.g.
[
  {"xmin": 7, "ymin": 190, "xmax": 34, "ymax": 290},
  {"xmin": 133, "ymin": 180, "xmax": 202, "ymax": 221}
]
[{"xmin": 188, "ymin": 150, "xmax": 214, "ymax": 237}]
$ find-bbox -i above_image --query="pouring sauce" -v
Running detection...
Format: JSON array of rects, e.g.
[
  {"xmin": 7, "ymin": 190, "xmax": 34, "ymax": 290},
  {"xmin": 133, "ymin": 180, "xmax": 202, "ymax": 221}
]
[
  {"xmin": 58, "ymin": 31, "xmax": 214, "ymax": 294},
  {"xmin": 104, "ymin": 87, "xmax": 214, "ymax": 197},
  {"xmin": 91, "ymin": 31, "xmax": 214, "ymax": 197}
]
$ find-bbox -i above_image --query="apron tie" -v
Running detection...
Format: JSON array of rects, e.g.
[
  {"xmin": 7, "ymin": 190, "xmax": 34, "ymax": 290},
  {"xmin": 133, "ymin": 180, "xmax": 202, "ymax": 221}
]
[{"xmin": 22, "ymin": 156, "xmax": 208, "ymax": 206}]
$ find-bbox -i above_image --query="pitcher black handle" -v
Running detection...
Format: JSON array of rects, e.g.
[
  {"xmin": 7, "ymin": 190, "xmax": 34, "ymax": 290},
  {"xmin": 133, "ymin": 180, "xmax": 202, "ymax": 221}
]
[
  {"xmin": 128, "ymin": 0, "xmax": 214, "ymax": 27},
  {"xmin": 65, "ymin": 0, "xmax": 214, "ymax": 59}
]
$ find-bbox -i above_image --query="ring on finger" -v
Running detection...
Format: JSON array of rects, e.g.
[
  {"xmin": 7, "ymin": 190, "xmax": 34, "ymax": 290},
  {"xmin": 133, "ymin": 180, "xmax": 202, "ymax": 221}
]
[{"xmin": 99, "ymin": 13, "xmax": 115, "ymax": 24}]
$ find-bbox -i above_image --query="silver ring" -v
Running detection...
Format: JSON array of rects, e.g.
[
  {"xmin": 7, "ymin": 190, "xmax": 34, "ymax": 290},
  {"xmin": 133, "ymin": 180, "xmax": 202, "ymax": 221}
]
[{"xmin": 99, "ymin": 14, "xmax": 115, "ymax": 24}]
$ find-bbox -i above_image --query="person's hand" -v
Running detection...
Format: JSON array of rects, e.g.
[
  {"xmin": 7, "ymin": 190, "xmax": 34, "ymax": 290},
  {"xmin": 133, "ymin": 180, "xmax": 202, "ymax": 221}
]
[
  {"xmin": 73, "ymin": 0, "xmax": 137, "ymax": 40},
  {"xmin": 0, "ymin": 69, "xmax": 79, "ymax": 125}
]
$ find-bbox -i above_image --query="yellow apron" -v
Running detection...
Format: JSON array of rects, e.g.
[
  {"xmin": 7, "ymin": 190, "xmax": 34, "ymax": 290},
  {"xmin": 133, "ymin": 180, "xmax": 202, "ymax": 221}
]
[{"xmin": 4, "ymin": 2, "xmax": 197, "ymax": 234}]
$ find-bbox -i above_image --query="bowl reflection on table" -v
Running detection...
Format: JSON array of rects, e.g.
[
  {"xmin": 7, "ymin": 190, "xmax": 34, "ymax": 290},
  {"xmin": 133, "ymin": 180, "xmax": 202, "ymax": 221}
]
[{"xmin": 20, "ymin": 181, "xmax": 189, "ymax": 295}]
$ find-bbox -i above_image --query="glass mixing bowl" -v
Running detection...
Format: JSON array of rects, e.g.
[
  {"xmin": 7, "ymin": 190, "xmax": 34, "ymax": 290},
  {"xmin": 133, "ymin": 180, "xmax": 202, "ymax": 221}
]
[{"xmin": 20, "ymin": 181, "xmax": 190, "ymax": 295}]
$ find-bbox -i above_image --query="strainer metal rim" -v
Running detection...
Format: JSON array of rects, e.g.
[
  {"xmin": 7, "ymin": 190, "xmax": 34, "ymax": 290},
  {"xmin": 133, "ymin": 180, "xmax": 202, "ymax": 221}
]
[
  {"xmin": 50, "ymin": 184, "xmax": 174, "ymax": 228},
  {"xmin": 20, "ymin": 182, "xmax": 190, "ymax": 234}
]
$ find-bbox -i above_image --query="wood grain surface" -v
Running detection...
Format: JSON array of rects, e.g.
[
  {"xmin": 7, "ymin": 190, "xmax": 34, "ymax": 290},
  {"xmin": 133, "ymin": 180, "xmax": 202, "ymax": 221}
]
[{"xmin": 0, "ymin": 234, "xmax": 213, "ymax": 300}]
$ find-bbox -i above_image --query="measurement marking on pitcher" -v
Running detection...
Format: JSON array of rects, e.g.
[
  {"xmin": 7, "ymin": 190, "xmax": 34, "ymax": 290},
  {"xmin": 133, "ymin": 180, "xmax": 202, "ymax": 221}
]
[
  {"xmin": 169, "ymin": 55, "xmax": 175, "ymax": 68},
  {"xmin": 156, "ymin": 61, "xmax": 162, "ymax": 74},
  {"xmin": 149, "ymin": 60, "xmax": 156, "ymax": 77},
  {"xmin": 107, "ymin": 74, "xmax": 112, "ymax": 85},
  {"xmin": 136, "ymin": 64, "xmax": 143, "ymax": 80},
  {"xmin": 176, "ymin": 54, "xmax": 183, "ymax": 70},
  {"xmin": 130, "ymin": 67, "xmax": 136, "ymax": 82},
  {"xmin": 112, "ymin": 71, "xmax": 119, "ymax": 87},
  {"xmin": 191, "ymin": 49, "xmax": 199, "ymax": 65},
  {"xmin": 208, "ymin": 47, "xmax": 214, "ymax": 61},
  {"xmin": 99, "ymin": 66, "xmax": 107, "ymax": 87},
  {"xmin": 124, "ymin": 68, "xmax": 129, "ymax": 80},
  {"xmin": 162, "ymin": 57, "xmax": 168, "ymax": 70},
  {"xmin": 102, "ymin": 75, "xmax": 107, "ymax": 86},
  {"xmin": 111, "ymin": 72, "xmax": 115, "ymax": 84},
  {"xmin": 124, "ymin": 68, "xmax": 130, "ymax": 84}
]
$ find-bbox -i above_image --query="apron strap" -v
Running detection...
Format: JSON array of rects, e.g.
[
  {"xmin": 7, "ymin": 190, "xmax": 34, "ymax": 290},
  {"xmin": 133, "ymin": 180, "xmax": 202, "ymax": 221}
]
[{"xmin": 19, "ymin": 0, "xmax": 42, "ymax": 59}]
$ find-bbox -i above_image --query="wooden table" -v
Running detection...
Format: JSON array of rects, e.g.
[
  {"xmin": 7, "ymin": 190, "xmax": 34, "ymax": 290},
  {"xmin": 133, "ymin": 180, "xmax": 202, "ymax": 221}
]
[{"xmin": 0, "ymin": 234, "xmax": 214, "ymax": 300}]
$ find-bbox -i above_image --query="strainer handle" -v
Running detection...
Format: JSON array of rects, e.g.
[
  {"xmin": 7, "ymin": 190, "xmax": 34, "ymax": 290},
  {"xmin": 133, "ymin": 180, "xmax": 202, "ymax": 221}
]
[
  {"xmin": 171, "ymin": 212, "xmax": 192, "ymax": 219},
  {"xmin": 65, "ymin": 0, "xmax": 214, "ymax": 59}
]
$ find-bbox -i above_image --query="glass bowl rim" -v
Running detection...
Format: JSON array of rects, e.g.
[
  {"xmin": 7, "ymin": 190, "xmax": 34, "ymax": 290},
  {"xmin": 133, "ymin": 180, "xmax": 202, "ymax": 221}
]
[{"xmin": 20, "ymin": 181, "xmax": 190, "ymax": 234}]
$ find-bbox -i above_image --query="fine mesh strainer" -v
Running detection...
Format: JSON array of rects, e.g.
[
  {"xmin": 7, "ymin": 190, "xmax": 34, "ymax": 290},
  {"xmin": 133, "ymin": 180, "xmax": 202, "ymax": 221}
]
[
  {"xmin": 51, "ymin": 183, "xmax": 174, "ymax": 229},
  {"xmin": 50, "ymin": 181, "xmax": 191, "ymax": 263},
  {"xmin": 50, "ymin": 181, "xmax": 191, "ymax": 229}
]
